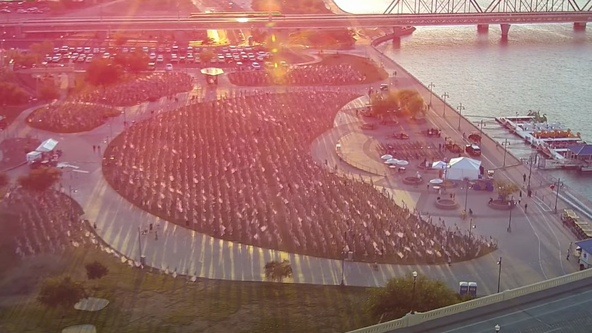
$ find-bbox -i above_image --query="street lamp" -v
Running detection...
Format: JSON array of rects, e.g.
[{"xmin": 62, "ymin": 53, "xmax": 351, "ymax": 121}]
[
  {"xmin": 507, "ymin": 196, "xmax": 514, "ymax": 233},
  {"xmin": 502, "ymin": 138, "xmax": 509, "ymax": 167},
  {"xmin": 411, "ymin": 271, "xmax": 418, "ymax": 313},
  {"xmin": 457, "ymin": 103, "xmax": 465, "ymax": 130},
  {"xmin": 428, "ymin": 83, "xmax": 435, "ymax": 108},
  {"xmin": 340, "ymin": 250, "xmax": 346, "ymax": 286},
  {"xmin": 553, "ymin": 178, "xmax": 561, "ymax": 213},
  {"xmin": 496, "ymin": 257, "xmax": 502, "ymax": 293},
  {"xmin": 441, "ymin": 92, "xmax": 449, "ymax": 117},
  {"xmin": 495, "ymin": 324, "xmax": 500, "ymax": 332},
  {"xmin": 463, "ymin": 179, "xmax": 470, "ymax": 214}
]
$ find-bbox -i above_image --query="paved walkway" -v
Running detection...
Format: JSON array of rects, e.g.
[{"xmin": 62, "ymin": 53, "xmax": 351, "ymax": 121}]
[{"xmin": 3, "ymin": 47, "xmax": 584, "ymax": 295}]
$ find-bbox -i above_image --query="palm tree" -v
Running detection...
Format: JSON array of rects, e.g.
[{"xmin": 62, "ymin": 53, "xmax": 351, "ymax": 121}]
[{"xmin": 264, "ymin": 259, "xmax": 293, "ymax": 282}]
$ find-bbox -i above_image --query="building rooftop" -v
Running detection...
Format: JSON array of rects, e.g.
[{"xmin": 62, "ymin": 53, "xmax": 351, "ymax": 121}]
[
  {"xmin": 575, "ymin": 238, "xmax": 592, "ymax": 254},
  {"xmin": 568, "ymin": 145, "xmax": 592, "ymax": 156}
]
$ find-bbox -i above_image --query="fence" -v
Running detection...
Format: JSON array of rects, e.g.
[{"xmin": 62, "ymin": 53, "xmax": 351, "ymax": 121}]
[{"xmin": 346, "ymin": 267, "xmax": 592, "ymax": 333}]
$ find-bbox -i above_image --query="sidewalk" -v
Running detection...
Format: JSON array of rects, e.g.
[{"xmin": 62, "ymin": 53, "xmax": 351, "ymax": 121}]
[{"xmin": 2, "ymin": 53, "xmax": 582, "ymax": 295}]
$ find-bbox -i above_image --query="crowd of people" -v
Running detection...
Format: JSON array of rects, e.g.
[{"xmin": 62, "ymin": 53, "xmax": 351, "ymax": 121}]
[
  {"xmin": 26, "ymin": 102, "xmax": 120, "ymax": 133},
  {"xmin": 102, "ymin": 91, "xmax": 494, "ymax": 264},
  {"xmin": 78, "ymin": 72, "xmax": 194, "ymax": 107},
  {"xmin": 1, "ymin": 188, "xmax": 87, "ymax": 259},
  {"xmin": 228, "ymin": 65, "xmax": 366, "ymax": 86}
]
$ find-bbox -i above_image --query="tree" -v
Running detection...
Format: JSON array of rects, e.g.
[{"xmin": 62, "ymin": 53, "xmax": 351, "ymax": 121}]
[
  {"xmin": 17, "ymin": 167, "xmax": 62, "ymax": 192},
  {"xmin": 264, "ymin": 260, "xmax": 293, "ymax": 282},
  {"xmin": 30, "ymin": 41, "xmax": 54, "ymax": 57},
  {"xmin": 38, "ymin": 82, "xmax": 60, "ymax": 101},
  {"xmin": 494, "ymin": 179, "xmax": 519, "ymax": 201},
  {"xmin": 86, "ymin": 59, "xmax": 122, "ymax": 87},
  {"xmin": 113, "ymin": 33, "xmax": 128, "ymax": 46},
  {"xmin": 127, "ymin": 51, "xmax": 150, "ymax": 73},
  {"xmin": 0, "ymin": 172, "xmax": 8, "ymax": 188},
  {"xmin": 365, "ymin": 273, "xmax": 463, "ymax": 322},
  {"xmin": 391, "ymin": 89, "xmax": 425, "ymax": 117},
  {"xmin": 0, "ymin": 82, "xmax": 29, "ymax": 105},
  {"xmin": 199, "ymin": 50, "xmax": 216, "ymax": 63},
  {"xmin": 37, "ymin": 276, "xmax": 86, "ymax": 309},
  {"xmin": 85, "ymin": 261, "xmax": 109, "ymax": 280}
]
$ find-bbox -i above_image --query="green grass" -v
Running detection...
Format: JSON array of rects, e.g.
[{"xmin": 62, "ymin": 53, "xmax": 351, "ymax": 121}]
[
  {"xmin": 0, "ymin": 105, "xmax": 31, "ymax": 126},
  {"xmin": 0, "ymin": 246, "xmax": 374, "ymax": 333}
]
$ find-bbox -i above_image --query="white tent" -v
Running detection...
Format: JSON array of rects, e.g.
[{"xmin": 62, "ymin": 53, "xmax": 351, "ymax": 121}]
[
  {"xmin": 36, "ymin": 138, "xmax": 58, "ymax": 152},
  {"xmin": 446, "ymin": 157, "xmax": 481, "ymax": 180}
]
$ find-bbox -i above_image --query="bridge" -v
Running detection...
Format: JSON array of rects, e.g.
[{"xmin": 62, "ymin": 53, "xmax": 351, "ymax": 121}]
[{"xmin": 0, "ymin": 0, "xmax": 590, "ymax": 38}]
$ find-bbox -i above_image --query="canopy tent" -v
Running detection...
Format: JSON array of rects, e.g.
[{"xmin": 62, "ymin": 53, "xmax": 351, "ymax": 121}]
[
  {"xmin": 36, "ymin": 138, "xmax": 58, "ymax": 152},
  {"xmin": 200, "ymin": 67, "xmax": 224, "ymax": 76},
  {"xmin": 432, "ymin": 161, "xmax": 447, "ymax": 169},
  {"xmin": 446, "ymin": 157, "xmax": 481, "ymax": 180}
]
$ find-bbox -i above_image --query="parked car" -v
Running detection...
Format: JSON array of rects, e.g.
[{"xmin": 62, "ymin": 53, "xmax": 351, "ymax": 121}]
[{"xmin": 165, "ymin": 63, "xmax": 173, "ymax": 71}]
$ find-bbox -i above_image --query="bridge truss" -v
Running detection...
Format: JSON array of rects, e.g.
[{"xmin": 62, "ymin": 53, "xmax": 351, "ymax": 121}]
[{"xmin": 384, "ymin": 0, "xmax": 592, "ymax": 14}]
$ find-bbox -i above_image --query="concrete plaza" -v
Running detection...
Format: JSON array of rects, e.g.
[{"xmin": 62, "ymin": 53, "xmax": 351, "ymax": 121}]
[{"xmin": 3, "ymin": 46, "xmax": 583, "ymax": 296}]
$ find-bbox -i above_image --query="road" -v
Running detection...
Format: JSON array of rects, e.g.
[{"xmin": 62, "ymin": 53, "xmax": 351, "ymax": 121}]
[
  {"xmin": 418, "ymin": 287, "xmax": 592, "ymax": 333},
  {"xmin": 3, "ymin": 12, "xmax": 592, "ymax": 34}
]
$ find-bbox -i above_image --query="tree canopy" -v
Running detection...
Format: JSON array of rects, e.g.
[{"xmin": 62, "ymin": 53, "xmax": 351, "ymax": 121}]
[
  {"xmin": 86, "ymin": 59, "xmax": 123, "ymax": 87},
  {"xmin": 113, "ymin": 51, "xmax": 150, "ymax": 73},
  {"xmin": 264, "ymin": 260, "xmax": 293, "ymax": 282},
  {"xmin": 369, "ymin": 89, "xmax": 425, "ymax": 118},
  {"xmin": 17, "ymin": 167, "xmax": 61, "ymax": 192},
  {"xmin": 494, "ymin": 179, "xmax": 519, "ymax": 201},
  {"xmin": 29, "ymin": 41, "xmax": 54, "ymax": 57},
  {"xmin": 0, "ymin": 82, "xmax": 29, "ymax": 105},
  {"xmin": 37, "ymin": 276, "xmax": 86, "ymax": 309},
  {"xmin": 0, "ymin": 172, "xmax": 8, "ymax": 188},
  {"xmin": 85, "ymin": 261, "xmax": 109, "ymax": 280},
  {"xmin": 365, "ymin": 273, "xmax": 464, "ymax": 322}
]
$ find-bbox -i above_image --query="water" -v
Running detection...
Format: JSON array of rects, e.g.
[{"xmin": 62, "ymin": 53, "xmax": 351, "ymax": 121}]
[{"xmin": 334, "ymin": 0, "xmax": 592, "ymax": 197}]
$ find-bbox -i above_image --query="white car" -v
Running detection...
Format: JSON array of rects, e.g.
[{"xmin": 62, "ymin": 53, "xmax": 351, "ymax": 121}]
[
  {"xmin": 149, "ymin": 53, "xmax": 157, "ymax": 60},
  {"xmin": 157, "ymin": 55, "xmax": 164, "ymax": 63},
  {"xmin": 251, "ymin": 62, "xmax": 261, "ymax": 70},
  {"xmin": 165, "ymin": 63, "xmax": 173, "ymax": 71}
]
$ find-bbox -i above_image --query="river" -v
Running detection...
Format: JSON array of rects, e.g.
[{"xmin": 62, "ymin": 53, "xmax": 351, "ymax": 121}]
[{"xmin": 334, "ymin": 0, "xmax": 592, "ymax": 197}]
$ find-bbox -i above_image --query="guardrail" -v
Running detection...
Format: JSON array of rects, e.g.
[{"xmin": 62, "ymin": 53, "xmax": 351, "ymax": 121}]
[{"xmin": 346, "ymin": 268, "xmax": 592, "ymax": 333}]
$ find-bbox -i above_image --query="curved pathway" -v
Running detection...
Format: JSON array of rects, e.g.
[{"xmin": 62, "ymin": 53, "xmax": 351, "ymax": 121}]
[{"xmin": 3, "ymin": 56, "xmax": 581, "ymax": 295}]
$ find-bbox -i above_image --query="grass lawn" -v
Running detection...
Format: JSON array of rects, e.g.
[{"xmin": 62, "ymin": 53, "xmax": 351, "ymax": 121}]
[
  {"xmin": 318, "ymin": 53, "xmax": 389, "ymax": 83},
  {"xmin": 0, "ymin": 246, "xmax": 374, "ymax": 333}
]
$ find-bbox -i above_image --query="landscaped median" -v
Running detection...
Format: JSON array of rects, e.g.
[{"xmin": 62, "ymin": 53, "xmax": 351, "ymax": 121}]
[{"xmin": 26, "ymin": 102, "xmax": 120, "ymax": 133}]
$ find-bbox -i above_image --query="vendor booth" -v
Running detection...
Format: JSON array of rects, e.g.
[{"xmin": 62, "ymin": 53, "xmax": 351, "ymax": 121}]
[
  {"xmin": 446, "ymin": 157, "xmax": 481, "ymax": 181},
  {"xmin": 36, "ymin": 138, "xmax": 59, "ymax": 152}
]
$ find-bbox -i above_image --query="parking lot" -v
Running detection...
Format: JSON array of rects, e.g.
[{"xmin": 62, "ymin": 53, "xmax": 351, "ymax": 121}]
[{"xmin": 38, "ymin": 42, "xmax": 291, "ymax": 72}]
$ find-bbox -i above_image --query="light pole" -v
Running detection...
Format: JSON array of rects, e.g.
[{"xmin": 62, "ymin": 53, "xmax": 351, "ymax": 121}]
[
  {"xmin": 137, "ymin": 227, "xmax": 145, "ymax": 265},
  {"xmin": 463, "ymin": 179, "xmax": 470, "ymax": 214},
  {"xmin": 456, "ymin": 102, "xmax": 465, "ymax": 130},
  {"xmin": 527, "ymin": 153, "xmax": 534, "ymax": 193},
  {"xmin": 340, "ymin": 251, "xmax": 346, "ymax": 286},
  {"xmin": 428, "ymin": 83, "xmax": 435, "ymax": 108},
  {"xmin": 441, "ymin": 92, "xmax": 449, "ymax": 117},
  {"xmin": 507, "ymin": 197, "xmax": 514, "ymax": 233},
  {"xmin": 411, "ymin": 271, "xmax": 418, "ymax": 313},
  {"xmin": 553, "ymin": 178, "xmax": 561, "ymax": 213},
  {"xmin": 495, "ymin": 324, "xmax": 501, "ymax": 332},
  {"xmin": 502, "ymin": 138, "xmax": 508, "ymax": 168},
  {"xmin": 497, "ymin": 257, "xmax": 502, "ymax": 293}
]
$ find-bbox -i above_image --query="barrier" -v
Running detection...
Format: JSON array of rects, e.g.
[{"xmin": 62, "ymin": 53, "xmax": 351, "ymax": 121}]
[{"xmin": 345, "ymin": 268, "xmax": 592, "ymax": 333}]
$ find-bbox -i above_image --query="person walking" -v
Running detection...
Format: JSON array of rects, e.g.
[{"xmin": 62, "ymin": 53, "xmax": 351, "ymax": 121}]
[
  {"xmin": 93, "ymin": 145, "xmax": 96, "ymax": 152},
  {"xmin": 524, "ymin": 203, "xmax": 528, "ymax": 213}
]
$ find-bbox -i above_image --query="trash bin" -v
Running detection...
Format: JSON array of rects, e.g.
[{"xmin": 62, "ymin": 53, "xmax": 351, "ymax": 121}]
[{"xmin": 140, "ymin": 255, "xmax": 146, "ymax": 266}]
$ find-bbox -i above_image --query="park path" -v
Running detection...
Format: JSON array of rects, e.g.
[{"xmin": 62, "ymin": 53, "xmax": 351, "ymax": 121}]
[{"xmin": 3, "ymin": 47, "xmax": 583, "ymax": 295}]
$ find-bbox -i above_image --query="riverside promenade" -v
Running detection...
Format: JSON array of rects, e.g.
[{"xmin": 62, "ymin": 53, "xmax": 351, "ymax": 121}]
[{"xmin": 2, "ymin": 45, "xmax": 586, "ymax": 296}]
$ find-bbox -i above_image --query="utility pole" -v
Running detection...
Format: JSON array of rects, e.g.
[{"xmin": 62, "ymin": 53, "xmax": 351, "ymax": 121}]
[
  {"xmin": 507, "ymin": 197, "xmax": 514, "ymax": 232},
  {"xmin": 527, "ymin": 153, "xmax": 534, "ymax": 193},
  {"xmin": 137, "ymin": 227, "xmax": 144, "ymax": 264}
]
